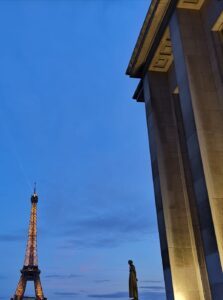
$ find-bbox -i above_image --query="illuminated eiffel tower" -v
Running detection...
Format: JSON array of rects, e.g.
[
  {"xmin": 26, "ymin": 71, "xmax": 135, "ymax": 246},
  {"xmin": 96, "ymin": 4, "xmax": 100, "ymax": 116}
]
[{"xmin": 11, "ymin": 186, "xmax": 47, "ymax": 300}]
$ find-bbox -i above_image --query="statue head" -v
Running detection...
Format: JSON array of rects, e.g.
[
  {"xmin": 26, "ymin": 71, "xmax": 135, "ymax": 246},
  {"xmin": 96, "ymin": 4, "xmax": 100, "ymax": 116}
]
[{"xmin": 128, "ymin": 260, "xmax": 133, "ymax": 266}]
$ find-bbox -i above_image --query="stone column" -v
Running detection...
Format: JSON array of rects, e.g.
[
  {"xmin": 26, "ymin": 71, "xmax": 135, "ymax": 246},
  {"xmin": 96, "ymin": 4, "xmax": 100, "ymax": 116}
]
[
  {"xmin": 170, "ymin": 7, "xmax": 223, "ymax": 269},
  {"xmin": 143, "ymin": 72, "xmax": 206, "ymax": 300},
  {"xmin": 143, "ymin": 74, "xmax": 174, "ymax": 300}
]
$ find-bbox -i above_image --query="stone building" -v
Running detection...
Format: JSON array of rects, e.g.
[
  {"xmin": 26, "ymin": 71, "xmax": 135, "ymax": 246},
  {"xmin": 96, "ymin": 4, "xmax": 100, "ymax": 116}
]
[{"xmin": 126, "ymin": 0, "xmax": 223, "ymax": 299}]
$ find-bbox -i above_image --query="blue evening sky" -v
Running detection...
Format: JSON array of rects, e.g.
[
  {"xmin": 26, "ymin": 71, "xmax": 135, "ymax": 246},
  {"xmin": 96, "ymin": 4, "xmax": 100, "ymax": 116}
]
[{"xmin": 0, "ymin": 1, "xmax": 165, "ymax": 299}]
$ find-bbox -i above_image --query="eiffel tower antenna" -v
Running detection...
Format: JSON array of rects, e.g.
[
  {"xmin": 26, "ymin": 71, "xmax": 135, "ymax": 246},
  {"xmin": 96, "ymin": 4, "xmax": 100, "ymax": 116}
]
[
  {"xmin": 11, "ymin": 190, "xmax": 47, "ymax": 300},
  {"xmin": 34, "ymin": 182, "xmax": 37, "ymax": 194}
]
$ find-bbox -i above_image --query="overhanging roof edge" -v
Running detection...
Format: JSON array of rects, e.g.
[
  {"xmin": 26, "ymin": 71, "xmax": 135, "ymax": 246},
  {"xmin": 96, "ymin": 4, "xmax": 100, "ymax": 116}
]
[
  {"xmin": 126, "ymin": 0, "xmax": 177, "ymax": 78},
  {"xmin": 126, "ymin": 0, "xmax": 158, "ymax": 77}
]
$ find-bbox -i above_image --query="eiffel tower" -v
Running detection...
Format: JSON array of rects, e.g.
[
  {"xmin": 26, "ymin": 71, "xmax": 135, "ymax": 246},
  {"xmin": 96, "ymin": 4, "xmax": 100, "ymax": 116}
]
[{"xmin": 11, "ymin": 186, "xmax": 47, "ymax": 300}]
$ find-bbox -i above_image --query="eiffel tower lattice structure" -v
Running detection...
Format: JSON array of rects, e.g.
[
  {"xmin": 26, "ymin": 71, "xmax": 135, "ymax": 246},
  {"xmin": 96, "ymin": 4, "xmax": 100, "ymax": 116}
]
[{"xmin": 11, "ymin": 187, "xmax": 47, "ymax": 300}]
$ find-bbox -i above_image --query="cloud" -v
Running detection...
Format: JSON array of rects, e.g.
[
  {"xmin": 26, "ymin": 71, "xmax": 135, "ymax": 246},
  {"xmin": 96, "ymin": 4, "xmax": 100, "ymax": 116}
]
[
  {"xmin": 88, "ymin": 292, "xmax": 128, "ymax": 298},
  {"xmin": 138, "ymin": 280, "xmax": 165, "ymax": 294},
  {"xmin": 87, "ymin": 286, "xmax": 166, "ymax": 299},
  {"xmin": 94, "ymin": 279, "xmax": 110, "ymax": 283},
  {"xmin": 59, "ymin": 211, "xmax": 156, "ymax": 249},
  {"xmin": 64, "ymin": 237, "xmax": 123, "ymax": 249},
  {"xmin": 69, "ymin": 214, "xmax": 149, "ymax": 234},
  {"xmin": 46, "ymin": 274, "xmax": 82, "ymax": 279},
  {"xmin": 140, "ymin": 280, "xmax": 163, "ymax": 283},
  {"xmin": 54, "ymin": 291, "xmax": 79, "ymax": 297},
  {"xmin": 42, "ymin": 176, "xmax": 157, "ymax": 250},
  {"xmin": 140, "ymin": 291, "xmax": 166, "ymax": 300},
  {"xmin": 89, "ymin": 291, "xmax": 166, "ymax": 300},
  {"xmin": 0, "ymin": 233, "xmax": 24, "ymax": 242},
  {"xmin": 139, "ymin": 285, "xmax": 165, "ymax": 291}
]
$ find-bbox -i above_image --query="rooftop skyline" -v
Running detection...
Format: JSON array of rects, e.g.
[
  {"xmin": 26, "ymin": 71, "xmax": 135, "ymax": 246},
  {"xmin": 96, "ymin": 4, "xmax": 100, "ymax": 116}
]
[{"xmin": 0, "ymin": 1, "xmax": 165, "ymax": 299}]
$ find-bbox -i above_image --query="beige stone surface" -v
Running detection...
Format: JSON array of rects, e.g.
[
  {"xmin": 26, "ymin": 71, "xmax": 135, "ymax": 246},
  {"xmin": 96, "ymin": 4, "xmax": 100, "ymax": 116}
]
[
  {"xmin": 173, "ymin": 7, "xmax": 223, "ymax": 270},
  {"xmin": 145, "ymin": 72, "xmax": 206, "ymax": 300}
]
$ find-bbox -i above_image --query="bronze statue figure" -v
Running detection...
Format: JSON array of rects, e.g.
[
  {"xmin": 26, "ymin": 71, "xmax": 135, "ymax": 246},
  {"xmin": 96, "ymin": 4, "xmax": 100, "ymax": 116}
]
[{"xmin": 128, "ymin": 260, "xmax": 138, "ymax": 300}]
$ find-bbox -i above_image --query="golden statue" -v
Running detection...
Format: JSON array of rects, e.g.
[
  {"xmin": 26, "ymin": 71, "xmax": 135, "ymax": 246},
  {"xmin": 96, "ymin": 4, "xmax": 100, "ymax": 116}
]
[{"xmin": 128, "ymin": 260, "xmax": 138, "ymax": 300}]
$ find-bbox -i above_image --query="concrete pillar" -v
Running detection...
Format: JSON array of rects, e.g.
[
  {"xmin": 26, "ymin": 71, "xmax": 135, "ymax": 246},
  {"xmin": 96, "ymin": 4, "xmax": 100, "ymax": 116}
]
[
  {"xmin": 143, "ymin": 74, "xmax": 174, "ymax": 300},
  {"xmin": 170, "ymin": 8, "xmax": 223, "ymax": 270},
  {"xmin": 143, "ymin": 72, "xmax": 207, "ymax": 300}
]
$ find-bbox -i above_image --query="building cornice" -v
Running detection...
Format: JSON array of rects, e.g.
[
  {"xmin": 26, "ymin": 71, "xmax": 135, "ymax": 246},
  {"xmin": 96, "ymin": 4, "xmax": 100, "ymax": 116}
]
[
  {"xmin": 133, "ymin": 80, "xmax": 144, "ymax": 102},
  {"xmin": 126, "ymin": 0, "xmax": 177, "ymax": 78}
]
